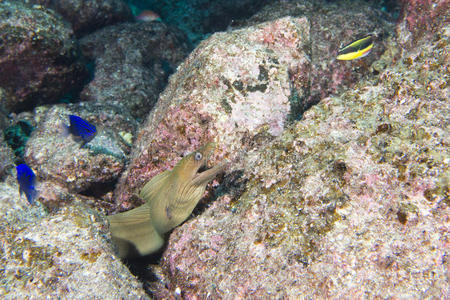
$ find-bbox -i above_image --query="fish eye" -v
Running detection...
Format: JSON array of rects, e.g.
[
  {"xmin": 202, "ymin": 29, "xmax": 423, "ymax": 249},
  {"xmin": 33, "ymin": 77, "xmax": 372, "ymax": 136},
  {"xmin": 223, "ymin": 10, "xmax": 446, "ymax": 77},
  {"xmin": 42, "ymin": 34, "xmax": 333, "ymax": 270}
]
[{"xmin": 194, "ymin": 152, "xmax": 203, "ymax": 161}]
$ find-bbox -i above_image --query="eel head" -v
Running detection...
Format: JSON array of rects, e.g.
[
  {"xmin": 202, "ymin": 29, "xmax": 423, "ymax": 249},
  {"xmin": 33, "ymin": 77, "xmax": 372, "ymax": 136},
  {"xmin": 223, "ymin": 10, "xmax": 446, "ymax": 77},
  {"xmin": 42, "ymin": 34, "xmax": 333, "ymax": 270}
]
[{"xmin": 174, "ymin": 142, "xmax": 227, "ymax": 186}]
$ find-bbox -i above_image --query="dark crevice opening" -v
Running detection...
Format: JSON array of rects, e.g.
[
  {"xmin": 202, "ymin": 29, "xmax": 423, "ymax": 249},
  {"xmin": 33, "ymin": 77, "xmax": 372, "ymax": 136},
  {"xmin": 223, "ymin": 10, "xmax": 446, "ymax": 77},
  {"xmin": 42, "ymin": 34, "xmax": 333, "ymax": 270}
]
[{"xmin": 79, "ymin": 179, "xmax": 118, "ymax": 199}]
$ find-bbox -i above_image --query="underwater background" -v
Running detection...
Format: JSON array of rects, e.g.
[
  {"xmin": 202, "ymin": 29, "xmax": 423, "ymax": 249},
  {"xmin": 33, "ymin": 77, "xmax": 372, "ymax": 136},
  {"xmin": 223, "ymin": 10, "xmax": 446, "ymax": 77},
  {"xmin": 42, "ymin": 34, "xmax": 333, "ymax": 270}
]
[{"xmin": 0, "ymin": 0, "xmax": 448, "ymax": 298}]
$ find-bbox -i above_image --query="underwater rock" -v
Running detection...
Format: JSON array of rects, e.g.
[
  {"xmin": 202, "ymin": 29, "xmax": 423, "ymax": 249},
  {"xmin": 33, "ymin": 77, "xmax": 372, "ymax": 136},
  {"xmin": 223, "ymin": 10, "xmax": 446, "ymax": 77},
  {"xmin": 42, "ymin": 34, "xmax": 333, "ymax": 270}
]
[
  {"xmin": 24, "ymin": 102, "xmax": 137, "ymax": 196},
  {"xmin": 0, "ymin": 135, "xmax": 15, "ymax": 180},
  {"xmin": 234, "ymin": 0, "xmax": 396, "ymax": 114},
  {"xmin": 0, "ymin": 181, "xmax": 148, "ymax": 298},
  {"xmin": 0, "ymin": 89, "xmax": 11, "ymax": 131},
  {"xmin": 0, "ymin": 1, "xmax": 87, "ymax": 113},
  {"xmin": 22, "ymin": 0, "xmax": 133, "ymax": 37},
  {"xmin": 153, "ymin": 20, "xmax": 449, "ymax": 298},
  {"xmin": 396, "ymin": 0, "xmax": 449, "ymax": 49},
  {"xmin": 80, "ymin": 21, "xmax": 190, "ymax": 120},
  {"xmin": 113, "ymin": 16, "xmax": 311, "ymax": 209}
]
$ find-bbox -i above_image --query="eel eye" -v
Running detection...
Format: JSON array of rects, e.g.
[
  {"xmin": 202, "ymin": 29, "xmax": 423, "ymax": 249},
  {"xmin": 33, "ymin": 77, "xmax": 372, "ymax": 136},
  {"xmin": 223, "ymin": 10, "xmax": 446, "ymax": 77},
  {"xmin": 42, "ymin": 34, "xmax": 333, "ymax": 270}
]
[{"xmin": 194, "ymin": 152, "xmax": 203, "ymax": 161}]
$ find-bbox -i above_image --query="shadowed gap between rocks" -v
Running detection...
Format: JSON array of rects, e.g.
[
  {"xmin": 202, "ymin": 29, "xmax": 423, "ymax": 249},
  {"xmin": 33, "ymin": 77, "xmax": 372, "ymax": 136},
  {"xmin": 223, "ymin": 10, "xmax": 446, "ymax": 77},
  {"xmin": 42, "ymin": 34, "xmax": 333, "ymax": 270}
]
[{"xmin": 78, "ymin": 179, "xmax": 119, "ymax": 199}]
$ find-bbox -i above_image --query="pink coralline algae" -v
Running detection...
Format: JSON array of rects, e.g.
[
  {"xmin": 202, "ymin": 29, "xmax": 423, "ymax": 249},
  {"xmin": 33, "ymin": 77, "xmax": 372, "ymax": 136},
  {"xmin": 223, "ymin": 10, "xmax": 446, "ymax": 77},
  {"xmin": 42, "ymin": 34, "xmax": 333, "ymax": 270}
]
[
  {"xmin": 114, "ymin": 16, "xmax": 311, "ymax": 210},
  {"xmin": 398, "ymin": 0, "xmax": 450, "ymax": 47}
]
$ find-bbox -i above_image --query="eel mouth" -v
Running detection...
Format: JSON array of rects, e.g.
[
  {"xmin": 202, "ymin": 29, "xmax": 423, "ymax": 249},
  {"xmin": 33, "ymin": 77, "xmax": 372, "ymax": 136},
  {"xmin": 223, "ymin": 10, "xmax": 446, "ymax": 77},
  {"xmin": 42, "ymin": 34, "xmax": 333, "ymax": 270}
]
[
  {"xmin": 192, "ymin": 160, "xmax": 228, "ymax": 186},
  {"xmin": 197, "ymin": 163, "xmax": 209, "ymax": 173}
]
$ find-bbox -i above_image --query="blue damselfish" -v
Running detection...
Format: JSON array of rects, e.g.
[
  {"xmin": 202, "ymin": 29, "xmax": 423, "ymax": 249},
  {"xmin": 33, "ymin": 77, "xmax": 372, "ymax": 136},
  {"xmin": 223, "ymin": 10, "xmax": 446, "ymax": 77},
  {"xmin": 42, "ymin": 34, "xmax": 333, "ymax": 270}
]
[
  {"xmin": 16, "ymin": 163, "xmax": 37, "ymax": 204},
  {"xmin": 66, "ymin": 115, "xmax": 97, "ymax": 145}
]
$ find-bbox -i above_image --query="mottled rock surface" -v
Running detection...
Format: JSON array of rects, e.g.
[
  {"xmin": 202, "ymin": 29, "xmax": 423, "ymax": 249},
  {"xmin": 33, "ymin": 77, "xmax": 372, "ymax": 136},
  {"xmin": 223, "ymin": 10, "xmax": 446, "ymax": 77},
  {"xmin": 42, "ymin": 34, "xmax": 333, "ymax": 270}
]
[
  {"xmin": 80, "ymin": 21, "xmax": 190, "ymax": 120},
  {"xmin": 22, "ymin": 0, "xmax": 133, "ymax": 37},
  {"xmin": 236, "ymin": 0, "xmax": 396, "ymax": 112},
  {"xmin": 114, "ymin": 16, "xmax": 311, "ymax": 210},
  {"xmin": 0, "ymin": 1, "xmax": 87, "ymax": 112},
  {"xmin": 0, "ymin": 179, "xmax": 148, "ymax": 298},
  {"xmin": 24, "ymin": 102, "xmax": 137, "ymax": 196},
  {"xmin": 397, "ymin": 0, "xmax": 449, "ymax": 48},
  {"xmin": 152, "ymin": 22, "xmax": 449, "ymax": 300},
  {"xmin": 0, "ymin": 89, "xmax": 10, "ymax": 131},
  {"xmin": 0, "ymin": 135, "xmax": 14, "ymax": 180}
]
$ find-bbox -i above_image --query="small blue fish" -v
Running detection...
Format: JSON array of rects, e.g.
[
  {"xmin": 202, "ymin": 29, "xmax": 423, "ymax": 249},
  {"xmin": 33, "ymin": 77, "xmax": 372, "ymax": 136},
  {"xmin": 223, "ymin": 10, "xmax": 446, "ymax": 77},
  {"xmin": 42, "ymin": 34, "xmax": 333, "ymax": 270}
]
[
  {"xmin": 16, "ymin": 164, "xmax": 37, "ymax": 204},
  {"xmin": 65, "ymin": 115, "xmax": 97, "ymax": 146}
]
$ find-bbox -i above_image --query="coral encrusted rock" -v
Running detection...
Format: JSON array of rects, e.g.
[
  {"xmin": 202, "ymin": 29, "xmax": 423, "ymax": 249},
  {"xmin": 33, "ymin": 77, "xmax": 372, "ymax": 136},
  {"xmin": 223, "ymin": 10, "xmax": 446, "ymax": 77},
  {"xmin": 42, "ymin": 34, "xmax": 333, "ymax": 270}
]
[{"xmin": 0, "ymin": 180, "xmax": 148, "ymax": 298}]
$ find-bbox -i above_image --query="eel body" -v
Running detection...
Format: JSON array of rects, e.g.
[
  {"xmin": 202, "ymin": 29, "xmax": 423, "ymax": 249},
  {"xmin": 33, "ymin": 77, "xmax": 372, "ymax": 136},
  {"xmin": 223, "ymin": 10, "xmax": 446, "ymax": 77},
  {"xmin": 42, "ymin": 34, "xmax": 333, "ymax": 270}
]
[{"xmin": 107, "ymin": 143, "xmax": 226, "ymax": 258}]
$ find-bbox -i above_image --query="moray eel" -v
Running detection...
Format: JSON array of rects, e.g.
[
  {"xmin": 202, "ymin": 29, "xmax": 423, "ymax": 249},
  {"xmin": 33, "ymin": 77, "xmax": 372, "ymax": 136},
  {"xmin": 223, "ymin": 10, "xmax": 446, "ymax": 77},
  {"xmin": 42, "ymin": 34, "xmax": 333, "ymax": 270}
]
[{"xmin": 107, "ymin": 143, "xmax": 226, "ymax": 258}]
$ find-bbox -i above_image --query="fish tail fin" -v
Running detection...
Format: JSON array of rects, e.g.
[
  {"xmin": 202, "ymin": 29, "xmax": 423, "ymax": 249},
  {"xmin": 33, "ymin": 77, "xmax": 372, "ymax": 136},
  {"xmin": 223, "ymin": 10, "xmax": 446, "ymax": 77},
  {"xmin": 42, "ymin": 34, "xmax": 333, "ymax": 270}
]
[
  {"xmin": 60, "ymin": 121, "xmax": 70, "ymax": 137},
  {"xmin": 26, "ymin": 188, "xmax": 37, "ymax": 205}
]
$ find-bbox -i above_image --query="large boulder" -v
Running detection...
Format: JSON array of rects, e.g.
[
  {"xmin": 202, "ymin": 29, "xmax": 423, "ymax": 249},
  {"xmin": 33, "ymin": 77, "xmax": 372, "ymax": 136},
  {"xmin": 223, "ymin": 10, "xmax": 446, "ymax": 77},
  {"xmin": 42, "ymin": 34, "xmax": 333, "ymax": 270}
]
[
  {"xmin": 80, "ymin": 22, "xmax": 190, "ymax": 120},
  {"xmin": 0, "ymin": 1, "xmax": 87, "ymax": 112},
  {"xmin": 24, "ymin": 102, "xmax": 137, "ymax": 199},
  {"xmin": 0, "ymin": 180, "xmax": 148, "ymax": 298},
  {"xmin": 22, "ymin": 0, "xmax": 133, "ymax": 37}
]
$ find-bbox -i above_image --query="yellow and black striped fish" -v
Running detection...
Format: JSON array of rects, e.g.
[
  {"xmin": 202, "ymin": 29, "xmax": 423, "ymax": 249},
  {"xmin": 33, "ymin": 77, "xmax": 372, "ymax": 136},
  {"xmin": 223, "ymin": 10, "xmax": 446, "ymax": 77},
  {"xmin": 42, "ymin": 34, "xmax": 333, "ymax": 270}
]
[{"xmin": 337, "ymin": 35, "xmax": 373, "ymax": 61}]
